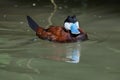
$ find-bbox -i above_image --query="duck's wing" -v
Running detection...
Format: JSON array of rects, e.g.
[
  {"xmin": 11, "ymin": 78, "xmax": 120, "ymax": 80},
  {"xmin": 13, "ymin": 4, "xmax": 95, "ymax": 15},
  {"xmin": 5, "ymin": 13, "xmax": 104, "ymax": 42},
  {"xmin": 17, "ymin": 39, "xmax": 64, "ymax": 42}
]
[{"xmin": 27, "ymin": 16, "xmax": 39, "ymax": 32}]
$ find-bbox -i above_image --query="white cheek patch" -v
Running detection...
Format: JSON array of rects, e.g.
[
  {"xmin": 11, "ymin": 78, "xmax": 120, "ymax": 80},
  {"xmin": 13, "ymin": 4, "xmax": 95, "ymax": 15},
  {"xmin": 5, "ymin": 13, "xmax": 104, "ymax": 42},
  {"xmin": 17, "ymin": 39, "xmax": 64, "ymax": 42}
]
[{"xmin": 64, "ymin": 22, "xmax": 72, "ymax": 30}]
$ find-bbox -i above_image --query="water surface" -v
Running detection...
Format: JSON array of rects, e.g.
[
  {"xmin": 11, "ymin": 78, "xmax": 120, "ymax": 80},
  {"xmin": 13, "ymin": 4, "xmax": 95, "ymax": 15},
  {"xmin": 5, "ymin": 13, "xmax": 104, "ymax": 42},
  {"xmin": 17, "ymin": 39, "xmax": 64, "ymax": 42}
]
[{"xmin": 0, "ymin": 0, "xmax": 120, "ymax": 80}]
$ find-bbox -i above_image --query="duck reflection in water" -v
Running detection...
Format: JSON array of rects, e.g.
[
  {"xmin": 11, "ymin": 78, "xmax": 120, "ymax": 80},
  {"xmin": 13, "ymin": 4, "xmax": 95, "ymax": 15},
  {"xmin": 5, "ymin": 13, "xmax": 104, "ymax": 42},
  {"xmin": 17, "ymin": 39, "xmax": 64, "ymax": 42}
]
[
  {"xmin": 45, "ymin": 44, "xmax": 80, "ymax": 64},
  {"xmin": 65, "ymin": 48, "xmax": 80, "ymax": 63}
]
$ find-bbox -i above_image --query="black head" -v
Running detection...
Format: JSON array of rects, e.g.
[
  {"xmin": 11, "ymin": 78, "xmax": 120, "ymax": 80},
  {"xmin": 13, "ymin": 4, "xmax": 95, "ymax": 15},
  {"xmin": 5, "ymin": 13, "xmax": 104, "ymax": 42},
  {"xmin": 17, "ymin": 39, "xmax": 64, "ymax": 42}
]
[
  {"xmin": 64, "ymin": 16, "xmax": 73, "ymax": 23},
  {"xmin": 72, "ymin": 15, "xmax": 77, "ymax": 23},
  {"xmin": 64, "ymin": 15, "xmax": 78, "ymax": 23}
]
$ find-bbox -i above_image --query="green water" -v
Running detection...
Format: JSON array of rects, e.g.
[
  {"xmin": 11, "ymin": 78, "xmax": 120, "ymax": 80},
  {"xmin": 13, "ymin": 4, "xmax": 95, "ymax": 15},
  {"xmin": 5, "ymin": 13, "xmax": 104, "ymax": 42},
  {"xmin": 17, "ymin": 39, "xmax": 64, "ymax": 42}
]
[{"xmin": 0, "ymin": 0, "xmax": 120, "ymax": 80}]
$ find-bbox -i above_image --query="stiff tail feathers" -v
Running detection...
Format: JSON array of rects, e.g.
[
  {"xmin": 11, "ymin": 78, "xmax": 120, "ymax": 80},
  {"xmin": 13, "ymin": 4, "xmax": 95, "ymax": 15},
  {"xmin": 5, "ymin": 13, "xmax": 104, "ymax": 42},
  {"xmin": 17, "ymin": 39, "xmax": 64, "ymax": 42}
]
[{"xmin": 27, "ymin": 16, "xmax": 39, "ymax": 32}]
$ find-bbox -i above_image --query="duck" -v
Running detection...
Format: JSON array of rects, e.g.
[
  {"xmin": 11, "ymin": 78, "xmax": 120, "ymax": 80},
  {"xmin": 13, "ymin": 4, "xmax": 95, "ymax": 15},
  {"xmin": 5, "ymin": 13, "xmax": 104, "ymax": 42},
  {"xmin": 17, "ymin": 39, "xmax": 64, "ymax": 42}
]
[{"xmin": 27, "ymin": 16, "xmax": 88, "ymax": 43}]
